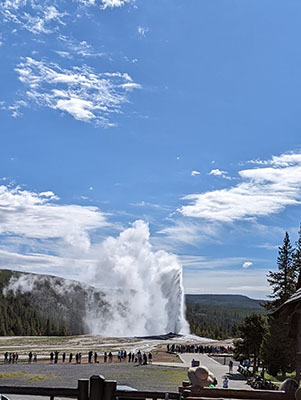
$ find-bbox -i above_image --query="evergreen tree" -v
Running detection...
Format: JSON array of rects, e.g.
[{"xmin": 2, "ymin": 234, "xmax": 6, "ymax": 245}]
[
  {"xmin": 261, "ymin": 229, "xmax": 300, "ymax": 377},
  {"xmin": 266, "ymin": 232, "xmax": 296, "ymax": 310},
  {"xmin": 293, "ymin": 224, "xmax": 301, "ymax": 289},
  {"xmin": 261, "ymin": 318, "xmax": 296, "ymax": 377},
  {"xmin": 233, "ymin": 313, "xmax": 268, "ymax": 374}
]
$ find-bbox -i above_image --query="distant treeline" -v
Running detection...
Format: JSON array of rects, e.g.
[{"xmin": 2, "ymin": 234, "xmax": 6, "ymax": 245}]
[
  {"xmin": 0, "ymin": 270, "xmax": 70, "ymax": 336},
  {"xmin": 185, "ymin": 294, "xmax": 264, "ymax": 340}
]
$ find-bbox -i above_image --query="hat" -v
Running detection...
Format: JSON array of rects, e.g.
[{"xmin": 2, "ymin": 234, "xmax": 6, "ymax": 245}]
[{"xmin": 188, "ymin": 366, "xmax": 214, "ymax": 388}]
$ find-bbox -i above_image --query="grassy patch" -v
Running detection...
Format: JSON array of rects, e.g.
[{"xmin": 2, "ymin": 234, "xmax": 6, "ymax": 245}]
[
  {"xmin": 28, "ymin": 374, "xmax": 55, "ymax": 382},
  {"xmin": 264, "ymin": 371, "xmax": 296, "ymax": 383},
  {"xmin": 0, "ymin": 372, "xmax": 29, "ymax": 379},
  {"xmin": 0, "ymin": 372, "xmax": 56, "ymax": 382}
]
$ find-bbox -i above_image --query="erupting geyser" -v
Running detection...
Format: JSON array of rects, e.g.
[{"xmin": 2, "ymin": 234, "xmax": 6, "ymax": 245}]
[
  {"xmin": 3, "ymin": 220, "xmax": 189, "ymax": 337},
  {"xmin": 84, "ymin": 220, "xmax": 190, "ymax": 336}
]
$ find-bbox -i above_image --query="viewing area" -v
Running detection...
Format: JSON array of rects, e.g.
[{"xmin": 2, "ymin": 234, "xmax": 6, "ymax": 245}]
[{"xmin": 0, "ymin": 374, "xmax": 300, "ymax": 400}]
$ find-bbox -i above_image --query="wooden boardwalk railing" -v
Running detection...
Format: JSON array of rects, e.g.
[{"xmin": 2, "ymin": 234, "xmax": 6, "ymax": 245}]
[{"xmin": 0, "ymin": 374, "xmax": 298, "ymax": 400}]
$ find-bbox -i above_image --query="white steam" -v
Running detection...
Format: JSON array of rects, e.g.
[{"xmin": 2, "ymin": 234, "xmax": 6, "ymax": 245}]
[
  {"xmin": 3, "ymin": 220, "xmax": 189, "ymax": 337},
  {"xmin": 84, "ymin": 220, "xmax": 189, "ymax": 336}
]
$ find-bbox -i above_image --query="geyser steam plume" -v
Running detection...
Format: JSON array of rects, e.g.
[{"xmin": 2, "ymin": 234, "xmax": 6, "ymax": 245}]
[{"xmin": 84, "ymin": 220, "xmax": 190, "ymax": 336}]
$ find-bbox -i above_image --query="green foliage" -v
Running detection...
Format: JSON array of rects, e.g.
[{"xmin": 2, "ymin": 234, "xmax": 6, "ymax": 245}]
[
  {"xmin": 186, "ymin": 296, "xmax": 264, "ymax": 340},
  {"xmin": 266, "ymin": 232, "xmax": 296, "ymax": 310},
  {"xmin": 293, "ymin": 224, "xmax": 301, "ymax": 287},
  {"xmin": 262, "ymin": 227, "xmax": 301, "ymax": 377},
  {"xmin": 261, "ymin": 317, "xmax": 296, "ymax": 377},
  {"xmin": 233, "ymin": 313, "xmax": 268, "ymax": 373},
  {"xmin": 0, "ymin": 269, "xmax": 71, "ymax": 336}
]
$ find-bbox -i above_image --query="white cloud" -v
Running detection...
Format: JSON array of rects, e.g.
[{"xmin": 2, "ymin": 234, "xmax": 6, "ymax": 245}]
[
  {"xmin": 180, "ymin": 151, "xmax": 301, "ymax": 222},
  {"xmin": 13, "ymin": 57, "xmax": 141, "ymax": 126},
  {"xmin": 138, "ymin": 26, "xmax": 149, "ymax": 36},
  {"xmin": 58, "ymin": 36, "xmax": 105, "ymax": 58},
  {"xmin": 0, "ymin": 184, "xmax": 109, "ymax": 251},
  {"xmin": 191, "ymin": 170, "xmax": 200, "ymax": 176},
  {"xmin": 209, "ymin": 168, "xmax": 225, "ymax": 176},
  {"xmin": 181, "ymin": 255, "xmax": 260, "ymax": 270},
  {"xmin": 0, "ymin": 2, "xmax": 67, "ymax": 34},
  {"xmin": 102, "ymin": 0, "xmax": 132, "ymax": 8},
  {"xmin": 242, "ymin": 261, "xmax": 253, "ymax": 269},
  {"xmin": 183, "ymin": 268, "xmax": 270, "ymax": 298},
  {"xmin": 209, "ymin": 168, "xmax": 232, "ymax": 180},
  {"xmin": 158, "ymin": 220, "xmax": 221, "ymax": 246}
]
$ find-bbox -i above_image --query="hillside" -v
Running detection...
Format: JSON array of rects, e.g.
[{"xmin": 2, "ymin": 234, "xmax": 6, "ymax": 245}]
[
  {"xmin": 0, "ymin": 269, "xmax": 111, "ymax": 336},
  {"xmin": 185, "ymin": 294, "xmax": 263, "ymax": 308},
  {"xmin": 185, "ymin": 294, "xmax": 265, "ymax": 340},
  {"xmin": 0, "ymin": 269, "xmax": 266, "ymax": 338}
]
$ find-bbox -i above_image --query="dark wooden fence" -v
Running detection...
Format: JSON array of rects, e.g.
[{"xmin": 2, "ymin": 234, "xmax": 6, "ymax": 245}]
[{"xmin": 0, "ymin": 375, "xmax": 297, "ymax": 400}]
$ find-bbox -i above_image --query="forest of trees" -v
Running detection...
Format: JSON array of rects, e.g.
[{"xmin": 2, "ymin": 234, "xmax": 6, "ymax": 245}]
[
  {"xmin": 0, "ymin": 269, "xmax": 70, "ymax": 336},
  {"xmin": 186, "ymin": 300, "xmax": 264, "ymax": 340}
]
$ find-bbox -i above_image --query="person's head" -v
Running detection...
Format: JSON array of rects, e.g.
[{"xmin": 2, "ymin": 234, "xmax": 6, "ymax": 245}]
[{"xmin": 188, "ymin": 366, "xmax": 214, "ymax": 388}]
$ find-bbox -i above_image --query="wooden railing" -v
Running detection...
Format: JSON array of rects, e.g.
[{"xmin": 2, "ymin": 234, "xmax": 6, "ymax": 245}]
[
  {"xmin": 0, "ymin": 378, "xmax": 88, "ymax": 400},
  {"xmin": 179, "ymin": 383, "xmax": 295, "ymax": 400},
  {"xmin": 0, "ymin": 375, "xmax": 296, "ymax": 400}
]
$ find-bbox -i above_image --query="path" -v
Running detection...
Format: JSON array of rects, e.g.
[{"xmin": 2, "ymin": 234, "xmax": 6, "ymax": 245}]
[{"xmin": 153, "ymin": 353, "xmax": 249, "ymax": 390}]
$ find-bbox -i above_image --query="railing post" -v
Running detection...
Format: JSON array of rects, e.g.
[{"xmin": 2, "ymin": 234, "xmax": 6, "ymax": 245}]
[
  {"xmin": 103, "ymin": 380, "xmax": 116, "ymax": 400},
  {"xmin": 90, "ymin": 375, "xmax": 105, "ymax": 400},
  {"xmin": 78, "ymin": 379, "xmax": 89, "ymax": 400}
]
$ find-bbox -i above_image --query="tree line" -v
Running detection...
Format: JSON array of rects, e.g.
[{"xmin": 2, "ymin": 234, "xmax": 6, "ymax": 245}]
[
  {"xmin": 233, "ymin": 224, "xmax": 301, "ymax": 378},
  {"xmin": 0, "ymin": 270, "xmax": 70, "ymax": 336}
]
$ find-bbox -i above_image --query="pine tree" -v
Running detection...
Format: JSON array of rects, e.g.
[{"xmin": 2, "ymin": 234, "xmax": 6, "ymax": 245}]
[
  {"xmin": 262, "ymin": 230, "xmax": 299, "ymax": 377},
  {"xmin": 233, "ymin": 313, "xmax": 268, "ymax": 373},
  {"xmin": 293, "ymin": 224, "xmax": 301, "ymax": 289},
  {"xmin": 261, "ymin": 318, "xmax": 295, "ymax": 377},
  {"xmin": 266, "ymin": 232, "xmax": 296, "ymax": 310}
]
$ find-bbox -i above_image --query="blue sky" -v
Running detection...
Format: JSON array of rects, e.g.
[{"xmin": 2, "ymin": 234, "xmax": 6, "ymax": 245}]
[{"xmin": 0, "ymin": 0, "xmax": 301, "ymax": 299}]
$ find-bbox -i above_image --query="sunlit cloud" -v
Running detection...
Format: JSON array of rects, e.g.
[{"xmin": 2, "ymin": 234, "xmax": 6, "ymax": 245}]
[
  {"xmin": 242, "ymin": 261, "xmax": 253, "ymax": 269},
  {"xmin": 180, "ymin": 152, "xmax": 301, "ymax": 222},
  {"xmin": 13, "ymin": 57, "xmax": 141, "ymax": 126}
]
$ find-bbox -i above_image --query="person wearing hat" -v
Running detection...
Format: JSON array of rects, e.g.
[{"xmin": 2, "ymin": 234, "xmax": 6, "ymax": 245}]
[{"xmin": 188, "ymin": 365, "xmax": 217, "ymax": 388}]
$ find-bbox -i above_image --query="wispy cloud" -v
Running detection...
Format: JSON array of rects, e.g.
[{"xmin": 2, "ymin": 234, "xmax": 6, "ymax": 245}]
[
  {"xmin": 0, "ymin": 2, "xmax": 67, "ymax": 34},
  {"xmin": 101, "ymin": 0, "xmax": 133, "ymax": 8},
  {"xmin": 184, "ymin": 268, "xmax": 270, "ymax": 298},
  {"xmin": 242, "ymin": 261, "xmax": 253, "ymax": 268},
  {"xmin": 180, "ymin": 152, "xmax": 301, "ymax": 222},
  {"xmin": 158, "ymin": 220, "xmax": 221, "ymax": 246},
  {"xmin": 0, "ymin": 184, "xmax": 109, "ymax": 252},
  {"xmin": 13, "ymin": 57, "xmax": 141, "ymax": 126},
  {"xmin": 209, "ymin": 168, "xmax": 232, "ymax": 180},
  {"xmin": 77, "ymin": 0, "xmax": 134, "ymax": 9},
  {"xmin": 181, "ymin": 255, "xmax": 259, "ymax": 270},
  {"xmin": 191, "ymin": 170, "xmax": 200, "ymax": 177},
  {"xmin": 138, "ymin": 26, "xmax": 149, "ymax": 36},
  {"xmin": 58, "ymin": 35, "xmax": 105, "ymax": 58}
]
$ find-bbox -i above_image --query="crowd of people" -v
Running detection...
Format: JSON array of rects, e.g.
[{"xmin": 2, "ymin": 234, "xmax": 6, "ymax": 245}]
[
  {"xmin": 3, "ymin": 350, "xmax": 153, "ymax": 365},
  {"xmin": 168, "ymin": 343, "xmax": 233, "ymax": 354}
]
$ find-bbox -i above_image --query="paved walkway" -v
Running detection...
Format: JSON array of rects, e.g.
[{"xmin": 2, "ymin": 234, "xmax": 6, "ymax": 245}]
[{"xmin": 154, "ymin": 353, "xmax": 249, "ymax": 390}]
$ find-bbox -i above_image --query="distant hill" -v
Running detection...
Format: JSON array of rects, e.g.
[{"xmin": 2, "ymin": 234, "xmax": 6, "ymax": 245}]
[
  {"xmin": 185, "ymin": 294, "xmax": 263, "ymax": 309},
  {"xmin": 185, "ymin": 294, "xmax": 265, "ymax": 340},
  {"xmin": 0, "ymin": 269, "xmax": 112, "ymax": 336},
  {"xmin": 0, "ymin": 268, "xmax": 266, "ymax": 338}
]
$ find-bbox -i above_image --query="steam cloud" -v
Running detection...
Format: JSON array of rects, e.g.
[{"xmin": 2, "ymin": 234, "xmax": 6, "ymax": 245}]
[
  {"xmin": 3, "ymin": 220, "xmax": 189, "ymax": 337},
  {"xmin": 84, "ymin": 220, "xmax": 190, "ymax": 336}
]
